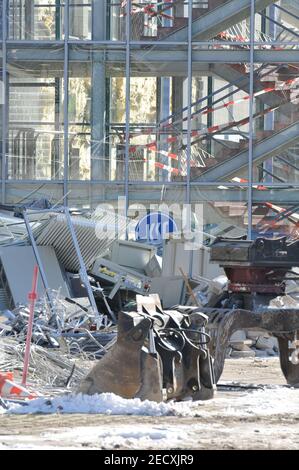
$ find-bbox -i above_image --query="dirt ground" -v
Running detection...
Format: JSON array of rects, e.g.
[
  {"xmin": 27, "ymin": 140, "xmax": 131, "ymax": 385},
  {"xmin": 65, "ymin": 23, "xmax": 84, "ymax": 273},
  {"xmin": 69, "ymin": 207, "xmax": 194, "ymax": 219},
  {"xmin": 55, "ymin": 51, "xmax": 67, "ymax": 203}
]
[{"xmin": 1, "ymin": 357, "xmax": 299, "ymax": 450}]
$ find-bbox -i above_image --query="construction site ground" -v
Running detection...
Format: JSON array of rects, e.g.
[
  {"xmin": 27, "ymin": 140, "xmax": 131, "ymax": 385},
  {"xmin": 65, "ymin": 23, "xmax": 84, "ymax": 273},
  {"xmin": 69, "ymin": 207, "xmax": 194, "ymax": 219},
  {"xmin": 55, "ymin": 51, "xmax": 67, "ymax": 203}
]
[{"xmin": 1, "ymin": 357, "xmax": 299, "ymax": 450}]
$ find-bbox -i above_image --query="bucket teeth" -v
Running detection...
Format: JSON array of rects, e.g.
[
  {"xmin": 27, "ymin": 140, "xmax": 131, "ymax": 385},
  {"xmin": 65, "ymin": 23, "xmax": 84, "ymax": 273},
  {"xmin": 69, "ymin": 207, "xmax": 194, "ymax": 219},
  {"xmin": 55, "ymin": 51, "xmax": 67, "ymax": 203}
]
[{"xmin": 136, "ymin": 350, "xmax": 164, "ymax": 402}]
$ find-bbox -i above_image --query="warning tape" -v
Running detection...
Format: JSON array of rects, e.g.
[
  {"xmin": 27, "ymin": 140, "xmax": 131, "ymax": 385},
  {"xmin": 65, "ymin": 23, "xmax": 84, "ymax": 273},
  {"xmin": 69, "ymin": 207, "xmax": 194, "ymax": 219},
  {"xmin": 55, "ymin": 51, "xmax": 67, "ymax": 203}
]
[
  {"xmin": 154, "ymin": 161, "xmax": 179, "ymax": 174},
  {"xmin": 231, "ymin": 177, "xmax": 268, "ymax": 191},
  {"xmin": 183, "ymin": 77, "xmax": 299, "ymax": 126},
  {"xmin": 218, "ymin": 31, "xmax": 247, "ymax": 42},
  {"xmin": 120, "ymin": 1, "xmax": 174, "ymax": 19},
  {"xmin": 201, "ymin": 79, "xmax": 298, "ymax": 117},
  {"xmin": 126, "ymin": 68, "xmax": 299, "ymax": 174},
  {"xmin": 188, "ymin": 105, "xmax": 278, "ymax": 141},
  {"xmin": 129, "ymin": 105, "xmax": 278, "ymax": 174},
  {"xmin": 148, "ymin": 102, "xmax": 284, "ymax": 173},
  {"xmin": 256, "ymin": 202, "xmax": 299, "ymax": 232},
  {"xmin": 265, "ymin": 202, "xmax": 299, "ymax": 223},
  {"xmin": 128, "ymin": 76, "xmax": 299, "ymax": 158}
]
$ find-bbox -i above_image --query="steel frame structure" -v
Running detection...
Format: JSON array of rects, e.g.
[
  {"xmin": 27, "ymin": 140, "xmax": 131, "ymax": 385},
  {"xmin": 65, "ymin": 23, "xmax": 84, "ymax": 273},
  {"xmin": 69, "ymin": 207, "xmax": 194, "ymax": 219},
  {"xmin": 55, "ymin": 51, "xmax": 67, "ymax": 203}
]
[{"xmin": 1, "ymin": 1, "xmax": 299, "ymax": 235}]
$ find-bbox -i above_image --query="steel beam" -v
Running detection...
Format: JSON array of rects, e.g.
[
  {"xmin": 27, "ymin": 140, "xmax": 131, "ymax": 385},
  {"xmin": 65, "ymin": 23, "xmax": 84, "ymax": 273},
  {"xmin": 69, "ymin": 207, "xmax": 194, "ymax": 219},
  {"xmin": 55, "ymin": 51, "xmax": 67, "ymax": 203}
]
[
  {"xmin": 160, "ymin": 0, "xmax": 274, "ymax": 42},
  {"xmin": 91, "ymin": 1, "xmax": 106, "ymax": 182},
  {"xmin": 200, "ymin": 120, "xmax": 299, "ymax": 182},
  {"xmin": 1, "ymin": 0, "xmax": 7, "ymax": 204},
  {"xmin": 8, "ymin": 48, "xmax": 299, "ymax": 72},
  {"xmin": 63, "ymin": 0, "xmax": 69, "ymax": 202}
]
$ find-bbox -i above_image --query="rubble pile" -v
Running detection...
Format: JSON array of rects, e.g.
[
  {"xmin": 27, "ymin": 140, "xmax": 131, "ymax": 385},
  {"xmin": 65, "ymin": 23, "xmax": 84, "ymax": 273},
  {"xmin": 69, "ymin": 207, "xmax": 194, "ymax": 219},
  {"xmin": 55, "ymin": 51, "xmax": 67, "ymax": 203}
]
[
  {"xmin": 0, "ymin": 202, "xmax": 298, "ymax": 403},
  {"xmin": 0, "ymin": 298, "xmax": 118, "ymax": 395},
  {"xmin": 0, "ymin": 337, "xmax": 90, "ymax": 394},
  {"xmin": 0, "ymin": 294, "xmax": 117, "ymax": 390},
  {"xmin": 228, "ymin": 329, "xmax": 279, "ymax": 358},
  {"xmin": 0, "ymin": 296, "xmax": 117, "ymax": 357}
]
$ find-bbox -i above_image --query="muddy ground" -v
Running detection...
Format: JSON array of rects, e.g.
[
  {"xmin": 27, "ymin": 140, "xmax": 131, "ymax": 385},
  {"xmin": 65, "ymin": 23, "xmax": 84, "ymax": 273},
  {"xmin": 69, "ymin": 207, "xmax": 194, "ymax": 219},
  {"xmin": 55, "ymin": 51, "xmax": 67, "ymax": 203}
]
[{"xmin": 1, "ymin": 357, "xmax": 299, "ymax": 450}]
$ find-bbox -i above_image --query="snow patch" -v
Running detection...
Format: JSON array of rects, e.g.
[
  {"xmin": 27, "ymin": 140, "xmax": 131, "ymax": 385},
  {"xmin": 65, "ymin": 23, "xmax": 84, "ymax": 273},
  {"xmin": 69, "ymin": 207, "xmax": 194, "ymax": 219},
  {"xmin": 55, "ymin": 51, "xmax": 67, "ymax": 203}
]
[
  {"xmin": 42, "ymin": 424, "xmax": 185, "ymax": 449},
  {"xmin": 196, "ymin": 386, "xmax": 299, "ymax": 418},
  {"xmin": 5, "ymin": 393, "xmax": 196, "ymax": 417},
  {"xmin": 0, "ymin": 423, "xmax": 197, "ymax": 450},
  {"xmin": 2, "ymin": 386, "xmax": 299, "ymax": 419},
  {"xmin": 220, "ymin": 387, "xmax": 299, "ymax": 417}
]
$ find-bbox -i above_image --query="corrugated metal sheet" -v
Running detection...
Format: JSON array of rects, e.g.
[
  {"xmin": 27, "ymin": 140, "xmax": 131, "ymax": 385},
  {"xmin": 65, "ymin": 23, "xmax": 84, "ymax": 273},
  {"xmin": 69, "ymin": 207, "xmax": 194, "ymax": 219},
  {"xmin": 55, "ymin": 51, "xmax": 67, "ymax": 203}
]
[
  {"xmin": 32, "ymin": 209, "xmax": 129, "ymax": 272},
  {"xmin": 0, "ymin": 288, "xmax": 10, "ymax": 311}
]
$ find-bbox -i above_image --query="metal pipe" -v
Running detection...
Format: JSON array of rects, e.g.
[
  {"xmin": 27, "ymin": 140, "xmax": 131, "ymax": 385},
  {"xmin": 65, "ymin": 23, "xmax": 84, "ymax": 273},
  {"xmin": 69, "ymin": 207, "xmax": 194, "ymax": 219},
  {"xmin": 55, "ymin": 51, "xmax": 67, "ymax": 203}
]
[
  {"xmin": 64, "ymin": 207, "xmax": 102, "ymax": 324},
  {"xmin": 22, "ymin": 264, "xmax": 38, "ymax": 387},
  {"xmin": 22, "ymin": 211, "xmax": 55, "ymax": 310}
]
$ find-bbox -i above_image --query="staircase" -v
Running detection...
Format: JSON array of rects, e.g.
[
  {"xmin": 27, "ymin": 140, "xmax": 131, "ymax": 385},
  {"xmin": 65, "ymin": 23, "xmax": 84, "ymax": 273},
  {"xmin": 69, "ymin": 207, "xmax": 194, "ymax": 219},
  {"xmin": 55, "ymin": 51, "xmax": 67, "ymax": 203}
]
[
  {"xmin": 130, "ymin": 0, "xmax": 275, "ymax": 42},
  {"xmin": 191, "ymin": 61, "xmax": 299, "ymax": 181},
  {"xmin": 127, "ymin": 1, "xmax": 299, "ymax": 184},
  {"xmin": 198, "ymin": 118, "xmax": 299, "ymax": 182},
  {"xmin": 127, "ymin": 57, "xmax": 299, "ymax": 182}
]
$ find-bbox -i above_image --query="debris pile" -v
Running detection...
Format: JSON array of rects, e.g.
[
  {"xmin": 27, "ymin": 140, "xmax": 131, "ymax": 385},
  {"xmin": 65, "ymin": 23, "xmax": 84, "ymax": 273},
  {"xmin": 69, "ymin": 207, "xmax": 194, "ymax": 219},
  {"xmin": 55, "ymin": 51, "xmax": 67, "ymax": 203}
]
[
  {"xmin": 0, "ymin": 296, "xmax": 117, "ymax": 394},
  {"xmin": 0, "ymin": 341, "xmax": 94, "ymax": 399},
  {"xmin": 0, "ymin": 296, "xmax": 117, "ymax": 358},
  {"xmin": 0, "ymin": 203, "xmax": 299, "ymax": 403},
  {"xmin": 227, "ymin": 329, "xmax": 279, "ymax": 358},
  {"xmin": 0, "ymin": 204, "xmax": 216, "ymax": 401}
]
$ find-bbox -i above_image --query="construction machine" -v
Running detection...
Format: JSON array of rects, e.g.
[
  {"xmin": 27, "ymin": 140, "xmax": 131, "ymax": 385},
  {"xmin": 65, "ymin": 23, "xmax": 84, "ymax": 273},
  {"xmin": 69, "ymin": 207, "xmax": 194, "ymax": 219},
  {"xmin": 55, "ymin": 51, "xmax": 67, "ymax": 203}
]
[
  {"xmin": 204, "ymin": 236, "xmax": 299, "ymax": 386},
  {"xmin": 78, "ymin": 236, "xmax": 299, "ymax": 401},
  {"xmin": 78, "ymin": 294, "xmax": 216, "ymax": 402}
]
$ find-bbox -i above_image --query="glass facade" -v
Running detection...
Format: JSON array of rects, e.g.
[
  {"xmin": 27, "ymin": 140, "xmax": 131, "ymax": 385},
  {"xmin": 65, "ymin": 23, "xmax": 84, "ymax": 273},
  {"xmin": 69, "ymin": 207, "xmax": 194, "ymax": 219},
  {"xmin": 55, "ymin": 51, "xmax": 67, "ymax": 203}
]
[{"xmin": 1, "ymin": 1, "xmax": 299, "ymax": 237}]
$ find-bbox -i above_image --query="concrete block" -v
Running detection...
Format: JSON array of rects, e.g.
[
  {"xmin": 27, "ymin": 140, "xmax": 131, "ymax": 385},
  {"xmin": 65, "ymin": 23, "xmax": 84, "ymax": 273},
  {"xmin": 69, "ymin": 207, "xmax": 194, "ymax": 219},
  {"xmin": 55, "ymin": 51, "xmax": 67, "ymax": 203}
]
[
  {"xmin": 266, "ymin": 348, "xmax": 277, "ymax": 356},
  {"xmin": 255, "ymin": 336, "xmax": 277, "ymax": 351},
  {"xmin": 246, "ymin": 330, "xmax": 269, "ymax": 340},
  {"xmin": 252, "ymin": 348, "xmax": 268, "ymax": 358},
  {"xmin": 229, "ymin": 330, "xmax": 246, "ymax": 342},
  {"xmin": 230, "ymin": 349, "xmax": 256, "ymax": 358},
  {"xmin": 231, "ymin": 342, "xmax": 253, "ymax": 351}
]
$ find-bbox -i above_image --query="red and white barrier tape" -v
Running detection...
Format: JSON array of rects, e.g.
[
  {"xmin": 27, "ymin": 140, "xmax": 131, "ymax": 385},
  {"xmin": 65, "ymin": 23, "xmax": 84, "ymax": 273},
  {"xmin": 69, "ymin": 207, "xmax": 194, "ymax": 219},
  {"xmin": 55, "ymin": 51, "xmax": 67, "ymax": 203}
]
[
  {"xmin": 120, "ymin": 1, "xmax": 174, "ymax": 19},
  {"xmin": 128, "ymin": 76, "xmax": 299, "ymax": 156},
  {"xmin": 129, "ymin": 105, "xmax": 278, "ymax": 174}
]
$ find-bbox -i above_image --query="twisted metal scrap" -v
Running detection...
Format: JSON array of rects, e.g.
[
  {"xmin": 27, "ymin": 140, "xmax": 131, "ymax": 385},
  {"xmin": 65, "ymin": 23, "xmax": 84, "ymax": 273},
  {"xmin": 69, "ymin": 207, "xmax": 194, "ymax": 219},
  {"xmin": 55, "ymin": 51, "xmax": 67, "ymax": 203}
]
[{"xmin": 0, "ymin": 337, "xmax": 90, "ymax": 394}]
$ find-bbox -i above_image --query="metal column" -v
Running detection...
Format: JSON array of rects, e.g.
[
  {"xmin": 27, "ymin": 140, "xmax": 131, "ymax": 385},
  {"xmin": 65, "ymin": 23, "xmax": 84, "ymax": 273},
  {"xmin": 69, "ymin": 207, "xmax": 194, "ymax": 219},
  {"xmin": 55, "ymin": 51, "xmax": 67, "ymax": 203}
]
[
  {"xmin": 24, "ymin": 0, "xmax": 34, "ymax": 39},
  {"xmin": 63, "ymin": 0, "xmax": 69, "ymax": 203},
  {"xmin": 124, "ymin": 0, "xmax": 131, "ymax": 216},
  {"xmin": 1, "ymin": 0, "xmax": 7, "ymax": 204},
  {"xmin": 247, "ymin": 0, "xmax": 255, "ymax": 239},
  {"xmin": 91, "ymin": 1, "xmax": 107, "ymax": 183},
  {"xmin": 186, "ymin": 0, "xmax": 192, "ymax": 205}
]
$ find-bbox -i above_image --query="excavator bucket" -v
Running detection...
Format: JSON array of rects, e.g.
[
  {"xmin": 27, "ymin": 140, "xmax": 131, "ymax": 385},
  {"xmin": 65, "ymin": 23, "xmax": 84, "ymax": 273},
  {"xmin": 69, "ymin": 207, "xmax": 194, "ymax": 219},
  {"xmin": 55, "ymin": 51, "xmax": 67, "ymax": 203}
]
[
  {"xmin": 78, "ymin": 311, "xmax": 152, "ymax": 399},
  {"xmin": 78, "ymin": 296, "xmax": 216, "ymax": 402}
]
